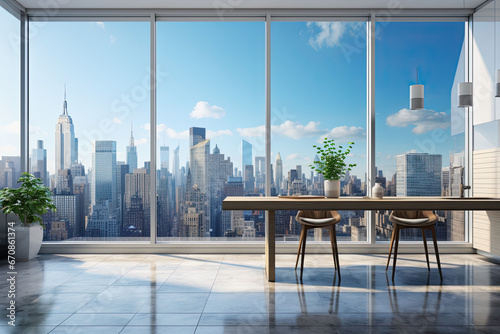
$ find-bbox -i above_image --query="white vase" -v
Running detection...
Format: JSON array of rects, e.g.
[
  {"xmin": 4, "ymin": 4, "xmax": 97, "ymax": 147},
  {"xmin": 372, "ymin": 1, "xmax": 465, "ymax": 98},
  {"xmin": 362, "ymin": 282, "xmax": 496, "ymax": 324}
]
[
  {"xmin": 13, "ymin": 225, "xmax": 44, "ymax": 261},
  {"xmin": 372, "ymin": 182, "xmax": 384, "ymax": 199},
  {"xmin": 324, "ymin": 180, "xmax": 341, "ymax": 198}
]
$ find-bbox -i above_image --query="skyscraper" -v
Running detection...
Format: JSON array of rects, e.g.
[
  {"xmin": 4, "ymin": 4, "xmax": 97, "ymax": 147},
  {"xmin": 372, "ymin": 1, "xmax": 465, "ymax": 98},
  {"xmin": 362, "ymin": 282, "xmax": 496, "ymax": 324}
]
[
  {"xmin": 91, "ymin": 140, "xmax": 117, "ymax": 207},
  {"xmin": 126, "ymin": 125, "xmax": 138, "ymax": 172},
  {"xmin": 31, "ymin": 140, "xmax": 48, "ymax": 187},
  {"xmin": 160, "ymin": 145, "xmax": 169, "ymax": 170},
  {"xmin": 190, "ymin": 139, "xmax": 210, "ymax": 193},
  {"xmin": 173, "ymin": 145, "xmax": 180, "ymax": 186},
  {"xmin": 396, "ymin": 153, "xmax": 441, "ymax": 196},
  {"xmin": 189, "ymin": 127, "xmax": 206, "ymax": 148},
  {"xmin": 241, "ymin": 139, "xmax": 252, "ymax": 169},
  {"xmin": 55, "ymin": 89, "xmax": 78, "ymax": 172},
  {"xmin": 275, "ymin": 152, "xmax": 283, "ymax": 193}
]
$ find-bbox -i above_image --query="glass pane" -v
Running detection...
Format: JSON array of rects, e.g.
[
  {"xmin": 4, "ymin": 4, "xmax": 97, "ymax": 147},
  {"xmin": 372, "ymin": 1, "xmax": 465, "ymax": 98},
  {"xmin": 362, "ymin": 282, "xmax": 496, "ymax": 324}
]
[
  {"xmin": 156, "ymin": 22, "xmax": 265, "ymax": 241},
  {"xmin": 0, "ymin": 8, "xmax": 21, "ymax": 189},
  {"xmin": 271, "ymin": 21, "xmax": 368, "ymax": 242},
  {"xmin": 375, "ymin": 22, "xmax": 466, "ymax": 242},
  {"xmin": 29, "ymin": 22, "xmax": 150, "ymax": 241}
]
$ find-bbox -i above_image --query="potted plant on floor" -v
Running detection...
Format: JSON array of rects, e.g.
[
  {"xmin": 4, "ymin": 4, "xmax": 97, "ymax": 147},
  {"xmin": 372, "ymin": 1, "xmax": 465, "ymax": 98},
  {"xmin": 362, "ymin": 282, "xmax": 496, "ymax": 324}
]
[
  {"xmin": 0, "ymin": 173, "xmax": 56, "ymax": 261},
  {"xmin": 311, "ymin": 138, "xmax": 356, "ymax": 198}
]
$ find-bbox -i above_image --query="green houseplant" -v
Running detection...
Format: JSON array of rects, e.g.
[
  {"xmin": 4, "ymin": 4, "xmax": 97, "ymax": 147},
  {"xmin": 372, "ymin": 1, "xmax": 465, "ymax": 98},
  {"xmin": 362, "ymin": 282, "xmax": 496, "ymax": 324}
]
[
  {"xmin": 310, "ymin": 138, "xmax": 356, "ymax": 198},
  {"xmin": 0, "ymin": 173, "xmax": 56, "ymax": 260}
]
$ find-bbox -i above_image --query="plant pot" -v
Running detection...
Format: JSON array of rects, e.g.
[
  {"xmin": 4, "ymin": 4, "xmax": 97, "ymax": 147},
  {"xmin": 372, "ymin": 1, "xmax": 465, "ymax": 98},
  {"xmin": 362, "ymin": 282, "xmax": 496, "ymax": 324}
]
[
  {"xmin": 324, "ymin": 180, "xmax": 341, "ymax": 198},
  {"xmin": 372, "ymin": 182, "xmax": 384, "ymax": 199},
  {"xmin": 13, "ymin": 225, "xmax": 43, "ymax": 261}
]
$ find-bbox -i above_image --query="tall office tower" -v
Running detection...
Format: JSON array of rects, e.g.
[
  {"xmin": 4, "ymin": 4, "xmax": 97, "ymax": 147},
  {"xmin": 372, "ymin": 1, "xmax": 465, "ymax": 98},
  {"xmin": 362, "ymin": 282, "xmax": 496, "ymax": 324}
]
[
  {"xmin": 173, "ymin": 145, "xmax": 180, "ymax": 185},
  {"xmin": 209, "ymin": 145, "xmax": 233, "ymax": 236},
  {"xmin": 157, "ymin": 169, "xmax": 174, "ymax": 237},
  {"xmin": 124, "ymin": 169, "xmax": 150, "ymax": 236},
  {"xmin": 275, "ymin": 152, "xmax": 283, "ymax": 194},
  {"xmin": 244, "ymin": 165, "xmax": 255, "ymax": 192},
  {"xmin": 442, "ymin": 167, "xmax": 450, "ymax": 196},
  {"xmin": 241, "ymin": 139, "xmax": 252, "ymax": 171},
  {"xmin": 160, "ymin": 145, "xmax": 169, "ymax": 170},
  {"xmin": 179, "ymin": 169, "xmax": 208, "ymax": 238},
  {"xmin": 115, "ymin": 163, "xmax": 129, "ymax": 234},
  {"xmin": 190, "ymin": 139, "xmax": 210, "ymax": 193},
  {"xmin": 189, "ymin": 139, "xmax": 210, "ymax": 237},
  {"xmin": 70, "ymin": 162, "xmax": 85, "ymax": 177},
  {"xmin": 56, "ymin": 169, "xmax": 73, "ymax": 195},
  {"xmin": 0, "ymin": 156, "xmax": 21, "ymax": 189},
  {"xmin": 91, "ymin": 140, "xmax": 117, "ymax": 208},
  {"xmin": 55, "ymin": 89, "xmax": 78, "ymax": 171},
  {"xmin": 254, "ymin": 156, "xmax": 265, "ymax": 191},
  {"xmin": 396, "ymin": 153, "xmax": 441, "ymax": 197},
  {"xmin": 31, "ymin": 140, "xmax": 48, "ymax": 187},
  {"xmin": 189, "ymin": 127, "xmax": 206, "ymax": 148},
  {"xmin": 51, "ymin": 193, "xmax": 82, "ymax": 240},
  {"xmin": 296, "ymin": 165, "xmax": 302, "ymax": 180},
  {"xmin": 378, "ymin": 169, "xmax": 384, "ymax": 178},
  {"xmin": 126, "ymin": 125, "xmax": 138, "ymax": 173}
]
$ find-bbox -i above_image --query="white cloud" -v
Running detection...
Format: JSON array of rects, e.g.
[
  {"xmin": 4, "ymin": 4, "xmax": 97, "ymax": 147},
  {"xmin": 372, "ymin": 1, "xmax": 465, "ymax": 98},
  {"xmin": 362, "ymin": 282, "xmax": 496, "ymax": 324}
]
[
  {"xmin": 207, "ymin": 129, "xmax": 233, "ymax": 138},
  {"xmin": 29, "ymin": 126, "xmax": 47, "ymax": 137},
  {"xmin": 236, "ymin": 125, "xmax": 265, "ymax": 138},
  {"xmin": 110, "ymin": 35, "xmax": 117, "ymax": 43},
  {"xmin": 320, "ymin": 126, "xmax": 366, "ymax": 142},
  {"xmin": 112, "ymin": 117, "xmax": 122, "ymax": 124},
  {"xmin": 0, "ymin": 144, "xmax": 17, "ymax": 154},
  {"xmin": 2, "ymin": 121, "xmax": 20, "ymax": 134},
  {"xmin": 286, "ymin": 153, "xmax": 299, "ymax": 160},
  {"xmin": 141, "ymin": 123, "xmax": 151, "ymax": 131},
  {"xmin": 189, "ymin": 101, "xmax": 225, "ymax": 119},
  {"xmin": 136, "ymin": 138, "xmax": 148, "ymax": 145},
  {"xmin": 386, "ymin": 108, "xmax": 450, "ymax": 134},
  {"xmin": 307, "ymin": 22, "xmax": 364, "ymax": 50},
  {"xmin": 96, "ymin": 22, "xmax": 105, "ymax": 30},
  {"xmin": 237, "ymin": 121, "xmax": 324, "ymax": 139}
]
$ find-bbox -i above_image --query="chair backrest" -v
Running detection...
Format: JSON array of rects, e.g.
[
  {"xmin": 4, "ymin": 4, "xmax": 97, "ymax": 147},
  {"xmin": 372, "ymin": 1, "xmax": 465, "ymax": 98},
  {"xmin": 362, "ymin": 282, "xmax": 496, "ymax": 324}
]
[
  {"xmin": 298, "ymin": 210, "xmax": 335, "ymax": 219},
  {"xmin": 391, "ymin": 210, "xmax": 424, "ymax": 219}
]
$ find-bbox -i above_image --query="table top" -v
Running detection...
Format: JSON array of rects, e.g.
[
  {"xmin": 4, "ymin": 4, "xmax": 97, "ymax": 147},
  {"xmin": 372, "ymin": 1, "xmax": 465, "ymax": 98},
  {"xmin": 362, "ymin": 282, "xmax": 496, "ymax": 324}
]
[{"xmin": 222, "ymin": 196, "xmax": 500, "ymax": 211}]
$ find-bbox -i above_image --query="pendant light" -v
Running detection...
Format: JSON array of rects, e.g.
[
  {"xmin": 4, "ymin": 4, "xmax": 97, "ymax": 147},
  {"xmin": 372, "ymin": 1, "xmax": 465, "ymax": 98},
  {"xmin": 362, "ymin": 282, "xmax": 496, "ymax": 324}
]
[
  {"xmin": 458, "ymin": 82, "xmax": 473, "ymax": 107},
  {"xmin": 410, "ymin": 69, "xmax": 424, "ymax": 110}
]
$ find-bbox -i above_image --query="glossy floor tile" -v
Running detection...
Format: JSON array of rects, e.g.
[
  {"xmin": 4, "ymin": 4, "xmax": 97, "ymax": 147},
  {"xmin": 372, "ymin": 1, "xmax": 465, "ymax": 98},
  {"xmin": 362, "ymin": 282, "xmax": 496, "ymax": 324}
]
[{"xmin": 1, "ymin": 253, "xmax": 500, "ymax": 333}]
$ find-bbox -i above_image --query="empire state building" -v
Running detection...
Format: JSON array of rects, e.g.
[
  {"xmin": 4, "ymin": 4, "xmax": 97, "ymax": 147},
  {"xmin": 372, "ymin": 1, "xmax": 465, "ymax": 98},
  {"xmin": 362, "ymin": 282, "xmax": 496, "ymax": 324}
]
[{"xmin": 55, "ymin": 89, "xmax": 78, "ymax": 172}]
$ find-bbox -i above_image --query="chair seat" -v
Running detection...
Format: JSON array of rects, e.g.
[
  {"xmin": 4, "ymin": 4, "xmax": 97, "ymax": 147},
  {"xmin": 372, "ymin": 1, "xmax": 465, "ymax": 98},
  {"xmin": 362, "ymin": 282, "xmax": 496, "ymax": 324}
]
[
  {"xmin": 300, "ymin": 217, "xmax": 336, "ymax": 224},
  {"xmin": 392, "ymin": 217, "xmax": 429, "ymax": 225}
]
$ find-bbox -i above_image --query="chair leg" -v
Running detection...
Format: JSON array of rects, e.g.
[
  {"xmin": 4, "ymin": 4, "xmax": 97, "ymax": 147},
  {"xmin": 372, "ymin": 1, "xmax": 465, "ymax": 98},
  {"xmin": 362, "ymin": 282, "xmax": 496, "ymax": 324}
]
[
  {"xmin": 430, "ymin": 226, "xmax": 443, "ymax": 281},
  {"xmin": 332, "ymin": 226, "xmax": 341, "ymax": 281},
  {"xmin": 300, "ymin": 226, "xmax": 308, "ymax": 280},
  {"xmin": 392, "ymin": 225, "xmax": 400, "ymax": 281},
  {"xmin": 386, "ymin": 227, "xmax": 397, "ymax": 271},
  {"xmin": 295, "ymin": 226, "xmax": 305, "ymax": 270},
  {"xmin": 329, "ymin": 226, "xmax": 337, "ymax": 271},
  {"xmin": 422, "ymin": 228, "xmax": 430, "ymax": 271}
]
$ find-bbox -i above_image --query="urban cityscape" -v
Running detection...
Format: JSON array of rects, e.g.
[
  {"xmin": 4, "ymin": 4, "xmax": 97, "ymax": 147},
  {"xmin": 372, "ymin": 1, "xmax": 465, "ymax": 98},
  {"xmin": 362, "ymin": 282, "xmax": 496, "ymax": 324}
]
[{"xmin": 0, "ymin": 92, "xmax": 466, "ymax": 243}]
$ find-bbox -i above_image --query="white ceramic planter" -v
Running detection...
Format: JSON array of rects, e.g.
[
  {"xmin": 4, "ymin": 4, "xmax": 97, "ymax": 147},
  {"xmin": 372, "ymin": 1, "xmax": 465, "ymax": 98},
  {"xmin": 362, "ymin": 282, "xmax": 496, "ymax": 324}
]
[
  {"xmin": 372, "ymin": 182, "xmax": 384, "ymax": 199},
  {"xmin": 324, "ymin": 180, "xmax": 341, "ymax": 198},
  {"xmin": 13, "ymin": 225, "xmax": 43, "ymax": 261}
]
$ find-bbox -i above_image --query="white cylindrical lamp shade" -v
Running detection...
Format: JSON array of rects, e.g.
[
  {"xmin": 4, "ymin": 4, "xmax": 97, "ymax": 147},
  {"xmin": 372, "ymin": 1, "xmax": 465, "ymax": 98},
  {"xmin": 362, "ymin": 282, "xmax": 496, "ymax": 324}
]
[
  {"xmin": 496, "ymin": 69, "xmax": 500, "ymax": 97},
  {"xmin": 410, "ymin": 84, "xmax": 424, "ymax": 110},
  {"xmin": 458, "ymin": 82, "xmax": 473, "ymax": 107}
]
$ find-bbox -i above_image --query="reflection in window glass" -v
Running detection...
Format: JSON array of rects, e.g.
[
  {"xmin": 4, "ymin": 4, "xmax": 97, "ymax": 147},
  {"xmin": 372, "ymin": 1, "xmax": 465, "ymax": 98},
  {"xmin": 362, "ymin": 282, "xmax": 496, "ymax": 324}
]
[
  {"xmin": 375, "ymin": 22, "xmax": 466, "ymax": 241},
  {"xmin": 29, "ymin": 22, "xmax": 150, "ymax": 241},
  {"xmin": 271, "ymin": 21, "xmax": 367, "ymax": 242},
  {"xmin": 156, "ymin": 22, "xmax": 265, "ymax": 241}
]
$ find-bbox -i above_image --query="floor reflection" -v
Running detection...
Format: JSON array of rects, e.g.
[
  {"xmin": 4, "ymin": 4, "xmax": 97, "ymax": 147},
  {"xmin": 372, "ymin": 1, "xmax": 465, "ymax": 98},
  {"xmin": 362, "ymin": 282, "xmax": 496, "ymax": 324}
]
[{"xmin": 2, "ymin": 253, "xmax": 500, "ymax": 333}]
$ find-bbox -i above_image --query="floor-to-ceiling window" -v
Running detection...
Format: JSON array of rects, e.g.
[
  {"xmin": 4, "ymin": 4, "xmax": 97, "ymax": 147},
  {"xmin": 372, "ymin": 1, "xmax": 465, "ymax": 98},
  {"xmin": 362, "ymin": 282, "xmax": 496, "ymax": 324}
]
[
  {"xmin": 155, "ymin": 21, "xmax": 265, "ymax": 241},
  {"xmin": 374, "ymin": 21, "xmax": 467, "ymax": 242},
  {"xmin": 29, "ymin": 21, "xmax": 151, "ymax": 241},
  {"xmin": 0, "ymin": 7, "xmax": 21, "ymax": 191},
  {"xmin": 271, "ymin": 21, "xmax": 368, "ymax": 242}
]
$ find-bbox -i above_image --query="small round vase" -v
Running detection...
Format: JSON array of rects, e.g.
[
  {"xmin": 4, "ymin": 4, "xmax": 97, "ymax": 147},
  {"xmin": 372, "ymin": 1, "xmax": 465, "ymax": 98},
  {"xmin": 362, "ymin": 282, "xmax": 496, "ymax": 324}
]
[{"xmin": 372, "ymin": 182, "xmax": 384, "ymax": 199}]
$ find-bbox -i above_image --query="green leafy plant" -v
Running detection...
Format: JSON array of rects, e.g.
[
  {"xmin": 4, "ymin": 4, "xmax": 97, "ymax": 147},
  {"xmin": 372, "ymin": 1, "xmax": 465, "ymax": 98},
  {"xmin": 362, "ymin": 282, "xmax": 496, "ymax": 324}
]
[
  {"xmin": 310, "ymin": 138, "xmax": 357, "ymax": 180},
  {"xmin": 0, "ymin": 173, "xmax": 56, "ymax": 228}
]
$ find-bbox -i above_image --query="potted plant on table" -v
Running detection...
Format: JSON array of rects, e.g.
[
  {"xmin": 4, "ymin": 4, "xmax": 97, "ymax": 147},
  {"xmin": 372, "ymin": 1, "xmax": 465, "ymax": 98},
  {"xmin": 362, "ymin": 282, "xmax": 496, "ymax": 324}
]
[
  {"xmin": 0, "ymin": 173, "xmax": 56, "ymax": 261},
  {"xmin": 310, "ymin": 138, "xmax": 356, "ymax": 198}
]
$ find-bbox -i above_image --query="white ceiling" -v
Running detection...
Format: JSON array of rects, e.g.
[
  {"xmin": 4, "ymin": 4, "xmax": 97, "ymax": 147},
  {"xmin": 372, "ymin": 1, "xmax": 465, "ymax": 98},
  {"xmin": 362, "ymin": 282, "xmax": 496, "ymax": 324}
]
[{"xmin": 16, "ymin": 0, "xmax": 488, "ymax": 10}]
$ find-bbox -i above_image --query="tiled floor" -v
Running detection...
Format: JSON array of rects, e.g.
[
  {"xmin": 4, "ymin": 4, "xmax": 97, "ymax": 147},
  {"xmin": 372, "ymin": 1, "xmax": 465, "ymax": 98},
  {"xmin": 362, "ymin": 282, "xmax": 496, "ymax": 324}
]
[{"xmin": 1, "ymin": 253, "xmax": 500, "ymax": 333}]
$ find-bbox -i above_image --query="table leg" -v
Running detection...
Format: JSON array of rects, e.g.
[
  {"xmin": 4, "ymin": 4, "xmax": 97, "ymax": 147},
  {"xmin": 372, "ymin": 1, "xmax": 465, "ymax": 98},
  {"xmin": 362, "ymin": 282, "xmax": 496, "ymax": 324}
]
[{"xmin": 266, "ymin": 210, "xmax": 276, "ymax": 282}]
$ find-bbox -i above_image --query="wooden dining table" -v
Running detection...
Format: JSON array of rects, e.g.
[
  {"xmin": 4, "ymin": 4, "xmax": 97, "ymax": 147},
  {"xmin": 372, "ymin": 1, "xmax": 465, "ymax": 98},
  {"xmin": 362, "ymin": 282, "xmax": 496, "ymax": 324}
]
[{"xmin": 222, "ymin": 196, "xmax": 500, "ymax": 282}]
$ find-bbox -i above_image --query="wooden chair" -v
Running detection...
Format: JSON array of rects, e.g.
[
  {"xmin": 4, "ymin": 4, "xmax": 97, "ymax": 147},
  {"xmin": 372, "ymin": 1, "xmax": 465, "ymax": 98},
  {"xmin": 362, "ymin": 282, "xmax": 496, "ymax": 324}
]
[
  {"xmin": 386, "ymin": 210, "xmax": 442, "ymax": 281},
  {"xmin": 295, "ymin": 210, "xmax": 342, "ymax": 280}
]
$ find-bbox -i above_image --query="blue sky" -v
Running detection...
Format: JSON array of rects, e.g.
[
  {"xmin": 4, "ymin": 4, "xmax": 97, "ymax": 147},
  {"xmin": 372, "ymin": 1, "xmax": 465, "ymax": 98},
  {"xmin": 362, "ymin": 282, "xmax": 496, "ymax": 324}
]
[{"xmin": 0, "ymin": 7, "xmax": 465, "ymax": 179}]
